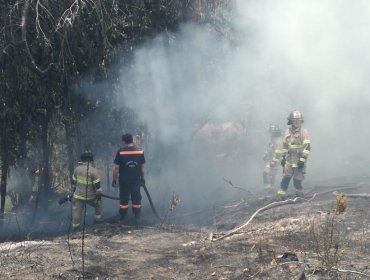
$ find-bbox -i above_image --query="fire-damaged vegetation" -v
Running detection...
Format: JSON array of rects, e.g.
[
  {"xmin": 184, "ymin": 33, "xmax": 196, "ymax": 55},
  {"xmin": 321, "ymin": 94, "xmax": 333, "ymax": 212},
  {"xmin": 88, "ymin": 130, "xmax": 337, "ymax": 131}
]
[
  {"xmin": 0, "ymin": 0, "xmax": 233, "ymax": 225},
  {"xmin": 0, "ymin": 181, "xmax": 369, "ymax": 279},
  {"xmin": 2, "ymin": 1, "xmax": 370, "ymax": 280}
]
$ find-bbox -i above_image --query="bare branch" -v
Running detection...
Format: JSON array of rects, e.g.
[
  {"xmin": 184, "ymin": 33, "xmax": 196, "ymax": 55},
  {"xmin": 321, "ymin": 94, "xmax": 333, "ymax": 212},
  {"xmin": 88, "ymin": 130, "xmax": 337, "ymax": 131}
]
[
  {"xmin": 222, "ymin": 177, "xmax": 250, "ymax": 193},
  {"xmin": 213, "ymin": 194, "xmax": 317, "ymax": 241},
  {"xmin": 35, "ymin": 0, "xmax": 50, "ymax": 46},
  {"xmin": 34, "ymin": 0, "xmax": 58, "ymax": 49},
  {"xmin": 331, "ymin": 267, "xmax": 370, "ymax": 278},
  {"xmin": 21, "ymin": 0, "xmax": 52, "ymax": 73},
  {"xmin": 56, "ymin": 0, "xmax": 83, "ymax": 30}
]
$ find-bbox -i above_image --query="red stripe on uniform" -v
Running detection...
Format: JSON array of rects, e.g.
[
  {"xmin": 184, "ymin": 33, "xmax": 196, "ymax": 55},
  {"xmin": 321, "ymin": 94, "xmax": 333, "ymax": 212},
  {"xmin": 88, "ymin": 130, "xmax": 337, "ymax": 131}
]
[
  {"xmin": 119, "ymin": 151, "xmax": 144, "ymax": 155},
  {"xmin": 120, "ymin": 204, "xmax": 129, "ymax": 209},
  {"xmin": 132, "ymin": 204, "xmax": 141, "ymax": 208}
]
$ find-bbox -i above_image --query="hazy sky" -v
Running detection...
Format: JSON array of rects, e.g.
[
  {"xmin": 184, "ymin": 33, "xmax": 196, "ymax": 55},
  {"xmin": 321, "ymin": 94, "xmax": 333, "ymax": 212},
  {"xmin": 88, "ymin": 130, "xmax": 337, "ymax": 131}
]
[{"xmin": 116, "ymin": 0, "xmax": 370, "ymax": 209}]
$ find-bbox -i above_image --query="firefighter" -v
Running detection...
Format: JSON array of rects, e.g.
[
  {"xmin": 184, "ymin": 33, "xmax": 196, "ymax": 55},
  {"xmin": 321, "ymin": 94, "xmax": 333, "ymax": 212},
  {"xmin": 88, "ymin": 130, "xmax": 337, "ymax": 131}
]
[
  {"xmin": 112, "ymin": 133, "xmax": 146, "ymax": 223},
  {"xmin": 263, "ymin": 124, "xmax": 284, "ymax": 192},
  {"xmin": 277, "ymin": 110, "xmax": 311, "ymax": 198},
  {"xmin": 71, "ymin": 150, "xmax": 102, "ymax": 230}
]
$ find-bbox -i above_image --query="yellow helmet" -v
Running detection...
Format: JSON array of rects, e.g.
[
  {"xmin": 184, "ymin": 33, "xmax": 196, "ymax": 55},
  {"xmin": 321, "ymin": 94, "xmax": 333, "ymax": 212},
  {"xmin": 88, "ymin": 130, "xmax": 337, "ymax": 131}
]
[{"xmin": 287, "ymin": 110, "xmax": 304, "ymax": 125}]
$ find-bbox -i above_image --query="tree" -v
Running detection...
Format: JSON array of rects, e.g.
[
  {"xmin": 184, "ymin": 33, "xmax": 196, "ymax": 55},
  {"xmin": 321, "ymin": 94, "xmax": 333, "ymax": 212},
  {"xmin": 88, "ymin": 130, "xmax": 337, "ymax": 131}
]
[{"xmin": 0, "ymin": 0, "xmax": 233, "ymax": 226}]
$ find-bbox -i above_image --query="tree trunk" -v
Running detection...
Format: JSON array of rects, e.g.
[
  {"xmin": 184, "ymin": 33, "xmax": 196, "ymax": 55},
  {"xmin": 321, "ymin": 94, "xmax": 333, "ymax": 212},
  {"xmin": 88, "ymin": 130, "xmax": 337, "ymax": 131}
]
[
  {"xmin": 0, "ymin": 141, "xmax": 9, "ymax": 227},
  {"xmin": 105, "ymin": 152, "xmax": 111, "ymax": 192},
  {"xmin": 41, "ymin": 115, "xmax": 51, "ymax": 195},
  {"xmin": 65, "ymin": 120, "xmax": 76, "ymax": 181},
  {"xmin": 149, "ymin": 0, "xmax": 162, "ymax": 34},
  {"xmin": 32, "ymin": 113, "xmax": 52, "ymax": 224},
  {"xmin": 0, "ymin": 27, "xmax": 9, "ymax": 226}
]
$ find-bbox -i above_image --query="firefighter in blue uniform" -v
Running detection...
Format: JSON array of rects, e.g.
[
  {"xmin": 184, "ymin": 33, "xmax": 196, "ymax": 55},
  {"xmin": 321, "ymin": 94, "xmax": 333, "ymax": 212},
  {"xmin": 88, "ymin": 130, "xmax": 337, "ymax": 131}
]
[{"xmin": 112, "ymin": 133, "xmax": 146, "ymax": 223}]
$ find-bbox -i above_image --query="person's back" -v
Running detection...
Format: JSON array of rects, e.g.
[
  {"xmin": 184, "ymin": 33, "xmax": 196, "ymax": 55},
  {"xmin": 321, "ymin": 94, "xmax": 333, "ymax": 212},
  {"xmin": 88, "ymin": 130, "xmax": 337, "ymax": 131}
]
[
  {"xmin": 73, "ymin": 162, "xmax": 100, "ymax": 200},
  {"xmin": 115, "ymin": 146, "xmax": 144, "ymax": 183},
  {"xmin": 113, "ymin": 134, "xmax": 146, "ymax": 223},
  {"xmin": 71, "ymin": 151, "xmax": 102, "ymax": 230}
]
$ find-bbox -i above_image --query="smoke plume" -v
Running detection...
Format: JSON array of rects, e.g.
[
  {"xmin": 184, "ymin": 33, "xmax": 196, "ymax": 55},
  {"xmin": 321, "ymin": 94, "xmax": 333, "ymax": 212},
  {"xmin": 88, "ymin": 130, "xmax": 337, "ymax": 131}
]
[{"xmin": 115, "ymin": 1, "xmax": 370, "ymax": 210}]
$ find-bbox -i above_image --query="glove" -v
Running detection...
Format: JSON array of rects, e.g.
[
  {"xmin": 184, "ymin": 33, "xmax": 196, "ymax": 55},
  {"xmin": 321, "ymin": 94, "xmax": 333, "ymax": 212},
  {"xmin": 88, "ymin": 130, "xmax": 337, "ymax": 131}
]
[
  {"xmin": 66, "ymin": 193, "xmax": 73, "ymax": 201},
  {"xmin": 112, "ymin": 179, "xmax": 118, "ymax": 188},
  {"xmin": 297, "ymin": 160, "xmax": 305, "ymax": 170},
  {"xmin": 281, "ymin": 158, "xmax": 286, "ymax": 167},
  {"xmin": 58, "ymin": 193, "xmax": 73, "ymax": 205},
  {"xmin": 140, "ymin": 178, "xmax": 146, "ymax": 185},
  {"xmin": 58, "ymin": 197, "xmax": 68, "ymax": 205}
]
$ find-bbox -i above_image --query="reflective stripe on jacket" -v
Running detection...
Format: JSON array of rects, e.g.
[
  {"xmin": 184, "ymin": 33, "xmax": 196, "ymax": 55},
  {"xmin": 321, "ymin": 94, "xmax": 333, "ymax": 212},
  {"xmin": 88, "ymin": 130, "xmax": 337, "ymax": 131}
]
[
  {"xmin": 72, "ymin": 162, "xmax": 101, "ymax": 200},
  {"xmin": 282, "ymin": 127, "xmax": 310, "ymax": 167}
]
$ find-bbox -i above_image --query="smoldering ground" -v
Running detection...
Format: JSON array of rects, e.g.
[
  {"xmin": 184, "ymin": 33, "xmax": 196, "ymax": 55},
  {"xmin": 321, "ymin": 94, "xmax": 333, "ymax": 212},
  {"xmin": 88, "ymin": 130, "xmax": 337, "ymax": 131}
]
[{"xmin": 114, "ymin": 0, "xmax": 370, "ymax": 212}]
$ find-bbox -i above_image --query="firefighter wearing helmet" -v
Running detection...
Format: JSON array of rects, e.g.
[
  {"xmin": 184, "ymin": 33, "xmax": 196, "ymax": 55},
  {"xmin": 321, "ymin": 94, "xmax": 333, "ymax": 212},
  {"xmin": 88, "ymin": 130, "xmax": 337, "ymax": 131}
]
[
  {"xmin": 71, "ymin": 150, "xmax": 103, "ymax": 230},
  {"xmin": 277, "ymin": 110, "xmax": 311, "ymax": 198},
  {"xmin": 263, "ymin": 124, "xmax": 284, "ymax": 192}
]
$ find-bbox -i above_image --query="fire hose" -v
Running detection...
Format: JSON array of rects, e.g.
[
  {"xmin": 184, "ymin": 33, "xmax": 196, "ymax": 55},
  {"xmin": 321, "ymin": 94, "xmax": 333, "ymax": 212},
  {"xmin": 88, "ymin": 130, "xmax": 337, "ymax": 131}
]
[
  {"xmin": 141, "ymin": 183, "xmax": 163, "ymax": 221},
  {"xmin": 59, "ymin": 184, "xmax": 163, "ymax": 221}
]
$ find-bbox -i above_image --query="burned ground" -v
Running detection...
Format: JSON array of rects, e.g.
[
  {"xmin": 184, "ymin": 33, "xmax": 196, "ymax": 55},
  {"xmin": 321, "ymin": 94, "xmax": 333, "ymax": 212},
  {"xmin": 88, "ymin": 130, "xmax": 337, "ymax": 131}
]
[{"xmin": 0, "ymin": 179, "xmax": 370, "ymax": 279}]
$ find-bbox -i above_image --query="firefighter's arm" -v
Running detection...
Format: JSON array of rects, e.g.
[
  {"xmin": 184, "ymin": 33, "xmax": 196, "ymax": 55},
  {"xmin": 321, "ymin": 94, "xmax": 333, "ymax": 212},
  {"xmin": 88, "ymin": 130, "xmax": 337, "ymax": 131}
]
[
  {"xmin": 71, "ymin": 174, "xmax": 77, "ymax": 193},
  {"xmin": 298, "ymin": 132, "xmax": 310, "ymax": 169},
  {"xmin": 94, "ymin": 181, "xmax": 102, "ymax": 199},
  {"xmin": 92, "ymin": 174, "xmax": 101, "ymax": 190},
  {"xmin": 280, "ymin": 138, "xmax": 289, "ymax": 167},
  {"xmin": 300, "ymin": 132, "xmax": 311, "ymax": 163},
  {"xmin": 61, "ymin": 174, "xmax": 76, "ymax": 204}
]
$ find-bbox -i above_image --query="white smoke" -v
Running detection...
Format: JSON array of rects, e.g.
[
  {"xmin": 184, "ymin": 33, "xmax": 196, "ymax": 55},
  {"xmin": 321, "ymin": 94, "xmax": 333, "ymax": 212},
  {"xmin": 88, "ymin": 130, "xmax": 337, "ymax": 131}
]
[
  {"xmin": 234, "ymin": 0, "xmax": 370, "ymax": 179},
  {"xmin": 116, "ymin": 1, "xmax": 370, "ymax": 209}
]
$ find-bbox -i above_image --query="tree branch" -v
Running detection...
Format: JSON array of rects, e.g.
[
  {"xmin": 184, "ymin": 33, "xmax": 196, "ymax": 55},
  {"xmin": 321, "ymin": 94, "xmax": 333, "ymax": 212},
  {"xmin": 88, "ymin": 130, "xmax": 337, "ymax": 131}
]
[
  {"xmin": 331, "ymin": 267, "xmax": 370, "ymax": 278},
  {"xmin": 21, "ymin": 0, "xmax": 52, "ymax": 73},
  {"xmin": 222, "ymin": 177, "xmax": 250, "ymax": 193},
  {"xmin": 212, "ymin": 194, "xmax": 317, "ymax": 241}
]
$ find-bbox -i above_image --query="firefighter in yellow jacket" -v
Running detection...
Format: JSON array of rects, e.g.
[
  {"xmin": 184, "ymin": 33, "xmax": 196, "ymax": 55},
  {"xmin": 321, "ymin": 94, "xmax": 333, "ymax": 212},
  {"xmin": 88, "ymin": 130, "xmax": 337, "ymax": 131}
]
[
  {"xmin": 263, "ymin": 124, "xmax": 284, "ymax": 191},
  {"xmin": 277, "ymin": 110, "xmax": 310, "ymax": 198},
  {"xmin": 71, "ymin": 151, "xmax": 102, "ymax": 230}
]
